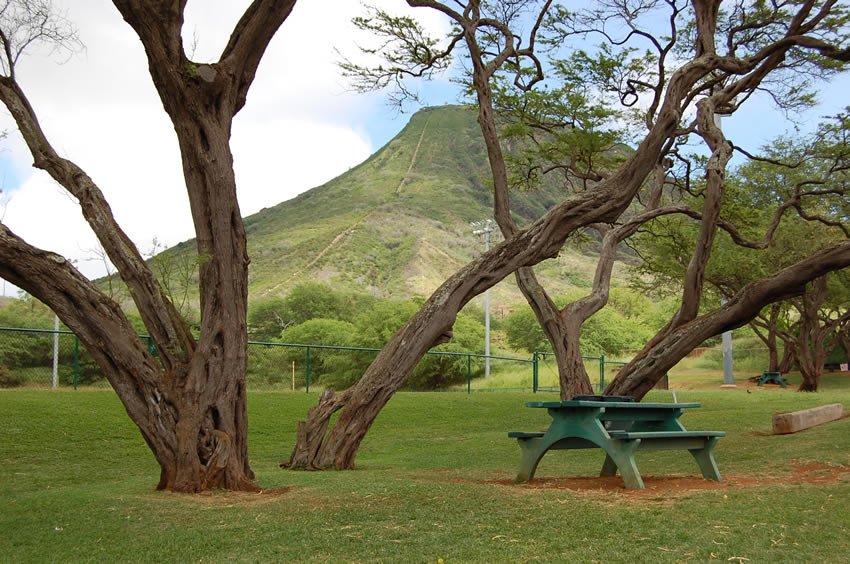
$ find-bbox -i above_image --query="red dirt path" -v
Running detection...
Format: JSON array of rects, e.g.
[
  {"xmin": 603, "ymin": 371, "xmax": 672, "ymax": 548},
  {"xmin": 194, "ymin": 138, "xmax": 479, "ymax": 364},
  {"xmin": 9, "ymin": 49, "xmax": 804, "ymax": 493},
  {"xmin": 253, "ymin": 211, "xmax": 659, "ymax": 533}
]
[{"xmin": 479, "ymin": 460, "xmax": 850, "ymax": 497}]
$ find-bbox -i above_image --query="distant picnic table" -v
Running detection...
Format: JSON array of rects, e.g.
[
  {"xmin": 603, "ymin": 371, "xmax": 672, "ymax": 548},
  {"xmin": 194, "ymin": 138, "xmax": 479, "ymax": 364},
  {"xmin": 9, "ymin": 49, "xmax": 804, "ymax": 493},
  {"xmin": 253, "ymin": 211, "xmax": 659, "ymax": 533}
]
[
  {"xmin": 509, "ymin": 396, "xmax": 725, "ymax": 489},
  {"xmin": 756, "ymin": 371, "xmax": 788, "ymax": 388}
]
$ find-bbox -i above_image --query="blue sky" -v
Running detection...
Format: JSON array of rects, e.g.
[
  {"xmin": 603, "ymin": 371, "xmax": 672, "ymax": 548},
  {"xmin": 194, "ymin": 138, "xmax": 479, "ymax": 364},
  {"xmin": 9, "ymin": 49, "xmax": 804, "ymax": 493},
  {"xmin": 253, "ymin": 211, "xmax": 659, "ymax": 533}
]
[{"xmin": 0, "ymin": 0, "xmax": 847, "ymax": 295}]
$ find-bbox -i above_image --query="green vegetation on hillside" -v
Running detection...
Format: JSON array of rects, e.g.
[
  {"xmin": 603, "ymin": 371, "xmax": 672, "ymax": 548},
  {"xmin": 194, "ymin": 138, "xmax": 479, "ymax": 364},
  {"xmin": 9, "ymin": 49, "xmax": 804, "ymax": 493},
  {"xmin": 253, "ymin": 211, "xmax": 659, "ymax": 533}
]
[{"xmin": 149, "ymin": 105, "xmax": 629, "ymax": 309}]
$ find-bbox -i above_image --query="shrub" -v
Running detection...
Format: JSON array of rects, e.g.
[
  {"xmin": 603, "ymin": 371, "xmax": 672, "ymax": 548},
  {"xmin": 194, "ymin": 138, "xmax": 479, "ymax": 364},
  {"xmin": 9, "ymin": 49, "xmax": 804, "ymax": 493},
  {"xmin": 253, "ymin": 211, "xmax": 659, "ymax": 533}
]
[
  {"xmin": 0, "ymin": 365, "xmax": 23, "ymax": 388},
  {"xmin": 279, "ymin": 319, "xmax": 358, "ymax": 387}
]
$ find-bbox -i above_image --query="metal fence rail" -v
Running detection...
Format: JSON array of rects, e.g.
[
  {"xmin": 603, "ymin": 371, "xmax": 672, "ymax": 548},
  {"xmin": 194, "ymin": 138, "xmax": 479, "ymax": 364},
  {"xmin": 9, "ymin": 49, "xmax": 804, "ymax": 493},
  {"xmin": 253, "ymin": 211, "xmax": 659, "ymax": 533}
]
[{"xmin": 0, "ymin": 327, "xmax": 616, "ymax": 393}]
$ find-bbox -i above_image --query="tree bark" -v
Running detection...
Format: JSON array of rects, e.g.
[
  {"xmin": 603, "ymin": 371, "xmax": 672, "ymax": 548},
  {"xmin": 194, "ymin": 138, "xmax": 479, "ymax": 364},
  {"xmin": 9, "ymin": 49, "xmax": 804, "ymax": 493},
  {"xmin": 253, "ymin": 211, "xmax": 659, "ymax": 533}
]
[
  {"xmin": 750, "ymin": 304, "xmax": 782, "ymax": 371},
  {"xmin": 778, "ymin": 343, "xmax": 796, "ymax": 373},
  {"xmin": 604, "ymin": 242, "xmax": 850, "ymax": 399},
  {"xmin": 792, "ymin": 277, "xmax": 842, "ymax": 392},
  {"xmin": 456, "ymin": 11, "xmax": 667, "ymax": 400},
  {"xmin": 641, "ymin": 101, "xmax": 732, "ymax": 353}
]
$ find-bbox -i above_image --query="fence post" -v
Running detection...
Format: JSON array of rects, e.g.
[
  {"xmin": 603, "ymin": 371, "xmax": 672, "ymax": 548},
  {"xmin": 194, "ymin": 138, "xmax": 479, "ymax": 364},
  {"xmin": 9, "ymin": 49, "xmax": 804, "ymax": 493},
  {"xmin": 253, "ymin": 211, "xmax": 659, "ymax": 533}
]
[
  {"xmin": 467, "ymin": 354, "xmax": 472, "ymax": 395},
  {"xmin": 532, "ymin": 352, "xmax": 539, "ymax": 393},
  {"xmin": 305, "ymin": 346, "xmax": 311, "ymax": 393},
  {"xmin": 52, "ymin": 315, "xmax": 59, "ymax": 389},
  {"xmin": 598, "ymin": 354, "xmax": 605, "ymax": 392},
  {"xmin": 73, "ymin": 336, "xmax": 80, "ymax": 390}
]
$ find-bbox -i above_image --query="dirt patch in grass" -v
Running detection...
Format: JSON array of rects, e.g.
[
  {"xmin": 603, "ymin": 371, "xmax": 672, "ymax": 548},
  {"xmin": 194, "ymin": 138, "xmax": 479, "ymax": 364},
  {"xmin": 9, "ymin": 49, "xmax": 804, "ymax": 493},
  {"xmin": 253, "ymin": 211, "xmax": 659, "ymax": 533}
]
[
  {"xmin": 481, "ymin": 475, "xmax": 737, "ymax": 496},
  {"xmin": 477, "ymin": 460, "xmax": 850, "ymax": 497},
  {"xmin": 153, "ymin": 486, "xmax": 292, "ymax": 507},
  {"xmin": 789, "ymin": 460, "xmax": 850, "ymax": 484}
]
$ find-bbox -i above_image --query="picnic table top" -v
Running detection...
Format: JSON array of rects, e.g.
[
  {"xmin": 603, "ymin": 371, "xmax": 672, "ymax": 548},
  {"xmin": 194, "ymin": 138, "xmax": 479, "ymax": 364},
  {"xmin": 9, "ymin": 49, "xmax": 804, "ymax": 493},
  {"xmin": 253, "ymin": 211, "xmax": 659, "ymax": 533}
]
[{"xmin": 526, "ymin": 400, "xmax": 702, "ymax": 410}]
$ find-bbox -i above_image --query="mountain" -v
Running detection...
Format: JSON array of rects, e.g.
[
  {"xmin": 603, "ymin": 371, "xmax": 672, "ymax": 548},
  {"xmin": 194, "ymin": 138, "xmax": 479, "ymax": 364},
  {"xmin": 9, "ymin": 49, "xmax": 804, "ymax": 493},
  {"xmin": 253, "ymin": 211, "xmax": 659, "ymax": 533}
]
[{"xmin": 166, "ymin": 105, "xmax": 626, "ymax": 308}]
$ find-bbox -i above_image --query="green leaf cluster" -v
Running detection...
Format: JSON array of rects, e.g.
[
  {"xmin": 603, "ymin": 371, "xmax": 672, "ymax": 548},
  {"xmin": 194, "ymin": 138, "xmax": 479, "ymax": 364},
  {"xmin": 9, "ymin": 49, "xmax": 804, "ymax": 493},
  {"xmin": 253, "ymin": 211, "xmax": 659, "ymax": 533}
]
[{"xmin": 503, "ymin": 288, "xmax": 664, "ymax": 356}]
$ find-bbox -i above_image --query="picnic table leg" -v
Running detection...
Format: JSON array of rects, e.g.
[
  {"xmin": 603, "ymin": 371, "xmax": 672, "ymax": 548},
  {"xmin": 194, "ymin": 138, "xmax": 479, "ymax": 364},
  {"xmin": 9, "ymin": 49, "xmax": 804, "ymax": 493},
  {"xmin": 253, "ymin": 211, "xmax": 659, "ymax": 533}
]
[
  {"xmin": 600, "ymin": 440, "xmax": 644, "ymax": 489},
  {"xmin": 514, "ymin": 438, "xmax": 547, "ymax": 483},
  {"xmin": 689, "ymin": 437, "xmax": 722, "ymax": 481},
  {"xmin": 600, "ymin": 454, "xmax": 617, "ymax": 477}
]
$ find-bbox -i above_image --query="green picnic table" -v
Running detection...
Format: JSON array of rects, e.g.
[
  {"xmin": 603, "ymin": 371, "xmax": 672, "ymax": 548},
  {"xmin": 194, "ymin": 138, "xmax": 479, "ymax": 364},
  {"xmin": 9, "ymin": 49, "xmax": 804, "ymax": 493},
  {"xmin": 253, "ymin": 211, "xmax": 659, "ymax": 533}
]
[
  {"xmin": 508, "ymin": 399, "xmax": 725, "ymax": 489},
  {"xmin": 756, "ymin": 371, "xmax": 788, "ymax": 388}
]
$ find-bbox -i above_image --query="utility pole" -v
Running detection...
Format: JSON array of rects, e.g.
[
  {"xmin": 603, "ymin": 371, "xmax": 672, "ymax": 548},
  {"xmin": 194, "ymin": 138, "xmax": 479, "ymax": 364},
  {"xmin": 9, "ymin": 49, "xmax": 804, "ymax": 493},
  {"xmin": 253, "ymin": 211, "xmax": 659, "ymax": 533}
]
[
  {"xmin": 715, "ymin": 109, "xmax": 735, "ymax": 387},
  {"xmin": 471, "ymin": 219, "xmax": 495, "ymax": 379}
]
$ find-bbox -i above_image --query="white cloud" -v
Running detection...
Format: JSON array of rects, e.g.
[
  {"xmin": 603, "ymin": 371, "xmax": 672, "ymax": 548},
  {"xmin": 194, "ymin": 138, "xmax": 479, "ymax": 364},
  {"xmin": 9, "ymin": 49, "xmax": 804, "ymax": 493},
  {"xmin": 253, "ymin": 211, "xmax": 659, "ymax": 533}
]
[{"xmin": 231, "ymin": 117, "xmax": 372, "ymax": 215}]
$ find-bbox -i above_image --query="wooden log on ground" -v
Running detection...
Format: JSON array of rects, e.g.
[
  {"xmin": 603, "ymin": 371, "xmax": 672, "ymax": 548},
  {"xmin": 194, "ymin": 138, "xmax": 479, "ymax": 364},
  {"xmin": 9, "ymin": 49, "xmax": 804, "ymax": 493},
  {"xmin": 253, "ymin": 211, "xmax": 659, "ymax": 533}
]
[{"xmin": 772, "ymin": 404, "xmax": 844, "ymax": 435}]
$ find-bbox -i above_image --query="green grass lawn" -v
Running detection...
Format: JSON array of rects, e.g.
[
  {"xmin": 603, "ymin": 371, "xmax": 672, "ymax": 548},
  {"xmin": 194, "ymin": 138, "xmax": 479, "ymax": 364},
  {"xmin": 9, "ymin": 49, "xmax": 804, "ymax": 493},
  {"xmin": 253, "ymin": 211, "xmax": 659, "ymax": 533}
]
[{"xmin": 2, "ymin": 388, "xmax": 849, "ymax": 562}]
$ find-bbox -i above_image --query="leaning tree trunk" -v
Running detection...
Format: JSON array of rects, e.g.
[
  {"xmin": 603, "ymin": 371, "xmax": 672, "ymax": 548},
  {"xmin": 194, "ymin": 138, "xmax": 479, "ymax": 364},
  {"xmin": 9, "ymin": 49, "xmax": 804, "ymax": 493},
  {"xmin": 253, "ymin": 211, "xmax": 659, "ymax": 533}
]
[
  {"xmin": 283, "ymin": 179, "xmax": 655, "ymax": 470},
  {"xmin": 605, "ymin": 243, "xmax": 850, "ymax": 399}
]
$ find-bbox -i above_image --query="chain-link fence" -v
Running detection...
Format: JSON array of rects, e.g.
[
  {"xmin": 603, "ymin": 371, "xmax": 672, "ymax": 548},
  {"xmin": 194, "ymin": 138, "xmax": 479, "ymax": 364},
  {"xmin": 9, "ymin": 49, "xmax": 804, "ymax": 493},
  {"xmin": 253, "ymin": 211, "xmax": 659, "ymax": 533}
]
[
  {"xmin": 0, "ymin": 328, "xmax": 105, "ymax": 389},
  {"xmin": 0, "ymin": 327, "xmax": 631, "ymax": 393},
  {"xmin": 0, "ymin": 327, "xmax": 535, "ymax": 392}
]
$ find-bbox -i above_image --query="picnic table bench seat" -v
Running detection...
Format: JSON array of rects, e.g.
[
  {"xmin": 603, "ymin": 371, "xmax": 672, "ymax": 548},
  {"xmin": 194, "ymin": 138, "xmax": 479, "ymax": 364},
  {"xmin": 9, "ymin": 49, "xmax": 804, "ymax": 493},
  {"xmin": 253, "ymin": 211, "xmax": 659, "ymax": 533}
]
[{"xmin": 508, "ymin": 399, "xmax": 725, "ymax": 489}]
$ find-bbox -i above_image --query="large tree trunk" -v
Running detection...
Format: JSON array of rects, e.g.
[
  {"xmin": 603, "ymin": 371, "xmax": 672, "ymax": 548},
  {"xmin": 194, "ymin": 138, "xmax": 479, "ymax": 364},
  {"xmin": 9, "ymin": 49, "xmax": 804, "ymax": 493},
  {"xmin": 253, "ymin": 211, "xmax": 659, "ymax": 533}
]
[
  {"xmin": 111, "ymin": 0, "xmax": 297, "ymax": 490},
  {"xmin": 0, "ymin": 227, "xmax": 255, "ymax": 491},
  {"xmin": 604, "ymin": 244, "xmax": 850, "ymax": 399}
]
